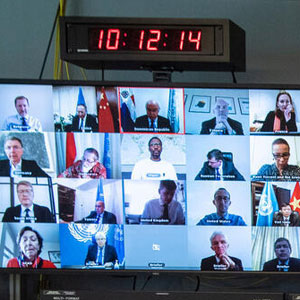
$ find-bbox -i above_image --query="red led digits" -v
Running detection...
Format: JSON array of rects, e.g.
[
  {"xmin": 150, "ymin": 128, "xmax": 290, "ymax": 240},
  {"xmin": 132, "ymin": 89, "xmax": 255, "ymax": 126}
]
[
  {"xmin": 146, "ymin": 30, "xmax": 161, "ymax": 51},
  {"xmin": 179, "ymin": 30, "xmax": 201, "ymax": 50},
  {"xmin": 97, "ymin": 30, "xmax": 104, "ymax": 49},
  {"xmin": 139, "ymin": 30, "xmax": 145, "ymax": 50},
  {"xmin": 188, "ymin": 31, "xmax": 201, "ymax": 50},
  {"xmin": 179, "ymin": 31, "xmax": 185, "ymax": 50},
  {"xmin": 94, "ymin": 28, "xmax": 202, "ymax": 51},
  {"xmin": 106, "ymin": 29, "xmax": 120, "ymax": 50}
]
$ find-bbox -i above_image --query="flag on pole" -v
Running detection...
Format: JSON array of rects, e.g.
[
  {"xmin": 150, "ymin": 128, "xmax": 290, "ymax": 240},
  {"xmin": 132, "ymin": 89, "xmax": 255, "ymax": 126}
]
[
  {"xmin": 120, "ymin": 88, "xmax": 136, "ymax": 132},
  {"xmin": 114, "ymin": 225, "xmax": 125, "ymax": 266},
  {"xmin": 98, "ymin": 87, "xmax": 115, "ymax": 132},
  {"xmin": 103, "ymin": 133, "xmax": 111, "ymax": 179},
  {"xmin": 289, "ymin": 181, "xmax": 300, "ymax": 213},
  {"xmin": 96, "ymin": 178, "xmax": 105, "ymax": 203},
  {"xmin": 167, "ymin": 88, "xmax": 180, "ymax": 133},
  {"xmin": 256, "ymin": 182, "xmax": 279, "ymax": 226},
  {"xmin": 77, "ymin": 87, "xmax": 87, "ymax": 107},
  {"xmin": 66, "ymin": 132, "xmax": 76, "ymax": 168}
]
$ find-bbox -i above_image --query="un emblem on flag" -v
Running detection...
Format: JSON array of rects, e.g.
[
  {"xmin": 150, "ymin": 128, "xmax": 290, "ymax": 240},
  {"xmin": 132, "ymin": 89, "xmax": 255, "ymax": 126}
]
[
  {"xmin": 258, "ymin": 195, "xmax": 273, "ymax": 216},
  {"xmin": 68, "ymin": 224, "xmax": 109, "ymax": 242}
]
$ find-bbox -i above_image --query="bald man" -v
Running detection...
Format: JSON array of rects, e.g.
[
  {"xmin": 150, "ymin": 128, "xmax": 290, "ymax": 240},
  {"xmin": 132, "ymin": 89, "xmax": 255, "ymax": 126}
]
[
  {"xmin": 200, "ymin": 98, "xmax": 244, "ymax": 135},
  {"xmin": 134, "ymin": 100, "xmax": 173, "ymax": 133}
]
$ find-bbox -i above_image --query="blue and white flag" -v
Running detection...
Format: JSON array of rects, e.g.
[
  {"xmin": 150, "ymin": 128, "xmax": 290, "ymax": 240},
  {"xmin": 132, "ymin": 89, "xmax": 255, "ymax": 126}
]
[
  {"xmin": 167, "ymin": 89, "xmax": 180, "ymax": 133},
  {"xmin": 103, "ymin": 132, "xmax": 111, "ymax": 178},
  {"xmin": 114, "ymin": 225, "xmax": 125, "ymax": 265},
  {"xmin": 96, "ymin": 178, "xmax": 105, "ymax": 203},
  {"xmin": 256, "ymin": 182, "xmax": 278, "ymax": 226},
  {"xmin": 120, "ymin": 88, "xmax": 136, "ymax": 132},
  {"xmin": 77, "ymin": 87, "xmax": 86, "ymax": 107}
]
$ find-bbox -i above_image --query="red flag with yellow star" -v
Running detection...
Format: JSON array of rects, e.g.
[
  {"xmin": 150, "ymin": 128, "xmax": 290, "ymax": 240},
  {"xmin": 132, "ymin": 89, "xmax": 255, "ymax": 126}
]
[
  {"xmin": 98, "ymin": 87, "xmax": 115, "ymax": 132},
  {"xmin": 289, "ymin": 182, "xmax": 300, "ymax": 213}
]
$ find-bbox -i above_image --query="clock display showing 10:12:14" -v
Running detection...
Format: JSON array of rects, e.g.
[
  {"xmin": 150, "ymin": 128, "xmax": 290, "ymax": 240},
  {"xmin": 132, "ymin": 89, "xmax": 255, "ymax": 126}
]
[{"xmin": 88, "ymin": 28, "xmax": 202, "ymax": 52}]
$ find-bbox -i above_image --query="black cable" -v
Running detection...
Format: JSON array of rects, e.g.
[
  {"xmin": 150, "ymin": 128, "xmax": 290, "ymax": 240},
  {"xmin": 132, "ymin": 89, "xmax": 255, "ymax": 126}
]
[
  {"xmin": 140, "ymin": 274, "xmax": 153, "ymax": 290},
  {"xmin": 132, "ymin": 274, "xmax": 137, "ymax": 291},
  {"xmin": 102, "ymin": 67, "xmax": 105, "ymax": 81},
  {"xmin": 38, "ymin": 3, "xmax": 60, "ymax": 79},
  {"xmin": 231, "ymin": 70, "xmax": 237, "ymax": 83},
  {"xmin": 194, "ymin": 275, "xmax": 200, "ymax": 292}
]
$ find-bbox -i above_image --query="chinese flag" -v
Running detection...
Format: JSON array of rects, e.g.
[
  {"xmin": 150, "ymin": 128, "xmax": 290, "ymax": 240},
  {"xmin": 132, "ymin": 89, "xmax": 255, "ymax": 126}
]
[
  {"xmin": 98, "ymin": 87, "xmax": 115, "ymax": 132},
  {"xmin": 289, "ymin": 181, "xmax": 300, "ymax": 213},
  {"xmin": 66, "ymin": 132, "xmax": 77, "ymax": 168}
]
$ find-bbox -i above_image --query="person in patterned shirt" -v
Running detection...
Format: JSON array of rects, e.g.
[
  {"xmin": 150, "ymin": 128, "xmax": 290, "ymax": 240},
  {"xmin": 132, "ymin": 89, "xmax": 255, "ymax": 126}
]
[
  {"xmin": 254, "ymin": 138, "xmax": 300, "ymax": 181},
  {"xmin": 58, "ymin": 148, "xmax": 106, "ymax": 179}
]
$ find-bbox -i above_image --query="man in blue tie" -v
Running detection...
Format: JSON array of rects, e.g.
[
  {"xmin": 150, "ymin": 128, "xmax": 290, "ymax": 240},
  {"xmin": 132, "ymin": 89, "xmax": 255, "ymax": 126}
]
[
  {"xmin": 85, "ymin": 231, "xmax": 118, "ymax": 268},
  {"xmin": 2, "ymin": 96, "xmax": 42, "ymax": 131}
]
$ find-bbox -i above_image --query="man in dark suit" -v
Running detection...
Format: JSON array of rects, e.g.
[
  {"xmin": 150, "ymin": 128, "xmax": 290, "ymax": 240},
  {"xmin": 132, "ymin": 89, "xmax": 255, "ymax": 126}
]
[
  {"xmin": 2, "ymin": 181, "xmax": 55, "ymax": 223},
  {"xmin": 272, "ymin": 204, "xmax": 300, "ymax": 226},
  {"xmin": 201, "ymin": 231, "xmax": 243, "ymax": 271},
  {"xmin": 77, "ymin": 200, "xmax": 117, "ymax": 224},
  {"xmin": 70, "ymin": 104, "xmax": 98, "ymax": 132},
  {"xmin": 85, "ymin": 231, "xmax": 118, "ymax": 267},
  {"xmin": 195, "ymin": 149, "xmax": 245, "ymax": 181},
  {"xmin": 0, "ymin": 136, "xmax": 49, "ymax": 178},
  {"xmin": 134, "ymin": 100, "xmax": 173, "ymax": 133},
  {"xmin": 263, "ymin": 238, "xmax": 300, "ymax": 272},
  {"xmin": 200, "ymin": 98, "xmax": 243, "ymax": 135}
]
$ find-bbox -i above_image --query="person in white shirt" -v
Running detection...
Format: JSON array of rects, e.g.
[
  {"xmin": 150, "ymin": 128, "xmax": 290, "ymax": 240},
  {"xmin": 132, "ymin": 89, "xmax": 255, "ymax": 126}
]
[
  {"xmin": 2, "ymin": 96, "xmax": 42, "ymax": 132},
  {"xmin": 131, "ymin": 136, "xmax": 177, "ymax": 180},
  {"xmin": 141, "ymin": 180, "xmax": 185, "ymax": 225}
]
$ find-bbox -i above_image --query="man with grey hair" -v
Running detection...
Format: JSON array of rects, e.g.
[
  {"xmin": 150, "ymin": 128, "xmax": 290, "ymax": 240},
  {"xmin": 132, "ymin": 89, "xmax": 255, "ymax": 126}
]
[
  {"xmin": 134, "ymin": 100, "xmax": 173, "ymax": 133},
  {"xmin": 200, "ymin": 98, "xmax": 243, "ymax": 135},
  {"xmin": 200, "ymin": 231, "xmax": 243, "ymax": 271},
  {"xmin": 85, "ymin": 231, "xmax": 118, "ymax": 268}
]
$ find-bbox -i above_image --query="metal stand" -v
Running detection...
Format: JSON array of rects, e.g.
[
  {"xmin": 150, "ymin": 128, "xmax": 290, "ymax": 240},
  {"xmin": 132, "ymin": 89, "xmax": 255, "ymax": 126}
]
[
  {"xmin": 152, "ymin": 71, "xmax": 172, "ymax": 83},
  {"xmin": 9, "ymin": 274, "xmax": 21, "ymax": 300}
]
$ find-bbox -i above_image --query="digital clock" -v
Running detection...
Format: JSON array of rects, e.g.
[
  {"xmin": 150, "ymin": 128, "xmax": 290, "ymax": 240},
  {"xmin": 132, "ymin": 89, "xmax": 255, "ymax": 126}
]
[
  {"xmin": 60, "ymin": 17, "xmax": 245, "ymax": 71},
  {"xmin": 88, "ymin": 27, "xmax": 204, "ymax": 52}
]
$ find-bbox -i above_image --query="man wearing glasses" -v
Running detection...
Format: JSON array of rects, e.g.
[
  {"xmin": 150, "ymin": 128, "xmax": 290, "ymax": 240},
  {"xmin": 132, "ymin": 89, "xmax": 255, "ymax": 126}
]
[
  {"xmin": 255, "ymin": 138, "xmax": 300, "ymax": 181},
  {"xmin": 77, "ymin": 200, "xmax": 117, "ymax": 224},
  {"xmin": 2, "ymin": 181, "xmax": 55, "ymax": 223},
  {"xmin": 131, "ymin": 136, "xmax": 177, "ymax": 180},
  {"xmin": 196, "ymin": 188, "xmax": 246, "ymax": 226},
  {"xmin": 58, "ymin": 148, "xmax": 106, "ymax": 178}
]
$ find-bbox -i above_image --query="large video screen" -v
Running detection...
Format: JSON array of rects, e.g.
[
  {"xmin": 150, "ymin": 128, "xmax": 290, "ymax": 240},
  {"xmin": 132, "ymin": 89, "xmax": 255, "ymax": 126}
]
[{"xmin": 0, "ymin": 81, "xmax": 300, "ymax": 272}]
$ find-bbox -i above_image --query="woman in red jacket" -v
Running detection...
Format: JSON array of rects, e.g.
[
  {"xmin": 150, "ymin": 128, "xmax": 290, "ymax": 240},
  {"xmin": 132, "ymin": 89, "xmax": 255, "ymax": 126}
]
[{"xmin": 7, "ymin": 226, "xmax": 56, "ymax": 269}]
